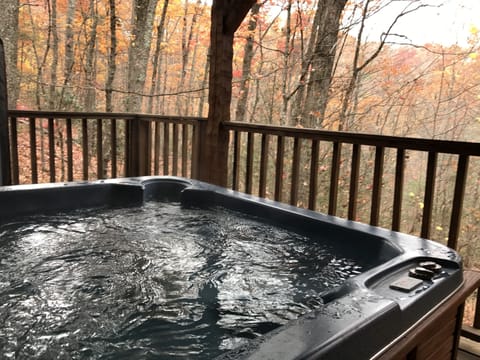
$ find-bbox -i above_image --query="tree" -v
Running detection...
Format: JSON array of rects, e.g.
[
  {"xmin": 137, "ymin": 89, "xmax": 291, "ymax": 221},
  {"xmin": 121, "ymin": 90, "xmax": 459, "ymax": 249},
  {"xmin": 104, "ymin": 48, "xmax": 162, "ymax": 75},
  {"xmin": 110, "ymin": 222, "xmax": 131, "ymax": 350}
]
[
  {"xmin": 48, "ymin": 0, "xmax": 59, "ymax": 109},
  {"xmin": 125, "ymin": 0, "xmax": 159, "ymax": 113},
  {"xmin": 84, "ymin": 0, "xmax": 99, "ymax": 111},
  {"xmin": 0, "ymin": 0, "xmax": 19, "ymax": 108},
  {"xmin": 59, "ymin": 0, "xmax": 77, "ymax": 110},
  {"xmin": 176, "ymin": 0, "xmax": 203, "ymax": 115},
  {"xmin": 337, "ymin": 0, "xmax": 432, "ymax": 131},
  {"xmin": 293, "ymin": 0, "xmax": 348, "ymax": 128},
  {"xmin": 234, "ymin": 2, "xmax": 261, "ymax": 123},
  {"xmin": 147, "ymin": 0, "xmax": 169, "ymax": 114},
  {"xmin": 106, "ymin": 0, "xmax": 118, "ymax": 112}
]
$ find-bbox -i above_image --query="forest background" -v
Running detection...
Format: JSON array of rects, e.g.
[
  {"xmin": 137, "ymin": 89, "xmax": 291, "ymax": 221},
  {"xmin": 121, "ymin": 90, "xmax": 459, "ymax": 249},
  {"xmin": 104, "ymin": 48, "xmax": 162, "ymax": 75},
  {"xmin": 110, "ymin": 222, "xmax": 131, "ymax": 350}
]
[{"xmin": 1, "ymin": 0, "xmax": 480, "ymax": 271}]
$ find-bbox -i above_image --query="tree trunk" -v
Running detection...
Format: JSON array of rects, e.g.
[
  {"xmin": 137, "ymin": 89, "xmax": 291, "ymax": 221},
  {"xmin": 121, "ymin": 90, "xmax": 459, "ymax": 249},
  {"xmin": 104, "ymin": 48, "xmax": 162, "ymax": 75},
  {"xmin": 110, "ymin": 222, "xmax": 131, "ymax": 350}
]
[
  {"xmin": 197, "ymin": 46, "xmax": 210, "ymax": 117},
  {"xmin": 0, "ymin": 0, "xmax": 19, "ymax": 108},
  {"xmin": 106, "ymin": 0, "xmax": 117, "ymax": 112},
  {"xmin": 27, "ymin": 5, "xmax": 48, "ymax": 110},
  {"xmin": 234, "ymin": 2, "xmax": 260, "ymax": 123},
  {"xmin": 297, "ymin": 0, "xmax": 347, "ymax": 128},
  {"xmin": 158, "ymin": 51, "xmax": 169, "ymax": 113},
  {"xmin": 186, "ymin": 32, "xmax": 200, "ymax": 115},
  {"xmin": 248, "ymin": 36, "xmax": 264, "ymax": 123},
  {"xmin": 59, "ymin": 0, "xmax": 76, "ymax": 110},
  {"xmin": 84, "ymin": 0, "xmax": 98, "ymax": 111},
  {"xmin": 125, "ymin": 0, "xmax": 159, "ymax": 113},
  {"xmin": 49, "ymin": 0, "xmax": 59, "ymax": 109},
  {"xmin": 280, "ymin": 0, "xmax": 292, "ymax": 125},
  {"xmin": 176, "ymin": 0, "xmax": 201, "ymax": 115},
  {"xmin": 147, "ymin": 0, "xmax": 169, "ymax": 114},
  {"xmin": 291, "ymin": 5, "xmax": 321, "ymax": 126}
]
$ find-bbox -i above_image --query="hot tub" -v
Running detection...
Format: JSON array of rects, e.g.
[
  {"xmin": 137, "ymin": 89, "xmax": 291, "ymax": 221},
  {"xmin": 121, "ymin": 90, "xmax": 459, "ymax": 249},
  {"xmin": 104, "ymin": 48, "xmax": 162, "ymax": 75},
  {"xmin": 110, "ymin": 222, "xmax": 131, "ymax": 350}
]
[{"xmin": 0, "ymin": 177, "xmax": 463, "ymax": 359}]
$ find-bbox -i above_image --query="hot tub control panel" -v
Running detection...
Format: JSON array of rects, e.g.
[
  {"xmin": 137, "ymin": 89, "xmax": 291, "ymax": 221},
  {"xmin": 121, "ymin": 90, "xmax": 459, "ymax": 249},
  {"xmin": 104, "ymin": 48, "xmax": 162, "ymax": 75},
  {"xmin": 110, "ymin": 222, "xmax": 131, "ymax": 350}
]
[
  {"xmin": 389, "ymin": 261, "xmax": 444, "ymax": 292},
  {"xmin": 367, "ymin": 257, "xmax": 461, "ymax": 310},
  {"xmin": 408, "ymin": 261, "xmax": 443, "ymax": 281}
]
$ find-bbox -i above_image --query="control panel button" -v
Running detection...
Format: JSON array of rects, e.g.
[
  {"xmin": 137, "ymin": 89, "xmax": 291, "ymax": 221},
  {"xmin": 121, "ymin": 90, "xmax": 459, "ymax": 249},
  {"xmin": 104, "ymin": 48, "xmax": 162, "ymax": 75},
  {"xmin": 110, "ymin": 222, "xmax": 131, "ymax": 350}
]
[
  {"xmin": 390, "ymin": 276, "xmax": 424, "ymax": 292},
  {"xmin": 409, "ymin": 267, "xmax": 435, "ymax": 280},
  {"xmin": 419, "ymin": 261, "xmax": 442, "ymax": 273}
]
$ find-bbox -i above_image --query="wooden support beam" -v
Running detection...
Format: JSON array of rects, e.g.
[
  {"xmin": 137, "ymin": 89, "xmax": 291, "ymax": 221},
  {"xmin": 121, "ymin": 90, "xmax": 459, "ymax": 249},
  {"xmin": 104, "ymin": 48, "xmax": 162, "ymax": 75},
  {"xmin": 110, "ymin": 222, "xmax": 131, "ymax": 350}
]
[
  {"xmin": 0, "ymin": 38, "xmax": 11, "ymax": 186},
  {"xmin": 198, "ymin": 0, "xmax": 256, "ymax": 186},
  {"xmin": 125, "ymin": 117, "xmax": 151, "ymax": 177},
  {"xmin": 224, "ymin": 1, "xmax": 258, "ymax": 35}
]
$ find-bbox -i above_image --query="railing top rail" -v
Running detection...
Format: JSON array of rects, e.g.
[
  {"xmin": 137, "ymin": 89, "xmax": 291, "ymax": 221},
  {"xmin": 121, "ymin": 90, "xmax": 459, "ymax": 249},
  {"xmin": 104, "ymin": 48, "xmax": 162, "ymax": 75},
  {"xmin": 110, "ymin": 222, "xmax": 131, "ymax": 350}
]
[
  {"xmin": 8, "ymin": 110, "xmax": 207, "ymax": 124},
  {"xmin": 224, "ymin": 121, "xmax": 480, "ymax": 156}
]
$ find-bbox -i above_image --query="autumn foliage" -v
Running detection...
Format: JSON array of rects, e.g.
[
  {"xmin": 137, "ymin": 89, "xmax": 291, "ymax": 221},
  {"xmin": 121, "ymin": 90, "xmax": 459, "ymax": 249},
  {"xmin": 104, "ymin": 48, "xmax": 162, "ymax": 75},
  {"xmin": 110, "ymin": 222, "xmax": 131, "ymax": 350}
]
[{"xmin": 4, "ymin": 0, "xmax": 480, "ymax": 274}]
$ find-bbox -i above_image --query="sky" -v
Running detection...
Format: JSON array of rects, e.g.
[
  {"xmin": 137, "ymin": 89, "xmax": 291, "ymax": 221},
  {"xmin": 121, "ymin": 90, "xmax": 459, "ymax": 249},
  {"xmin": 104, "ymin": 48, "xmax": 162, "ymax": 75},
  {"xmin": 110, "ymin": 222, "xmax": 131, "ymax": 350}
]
[{"xmin": 362, "ymin": 0, "xmax": 480, "ymax": 46}]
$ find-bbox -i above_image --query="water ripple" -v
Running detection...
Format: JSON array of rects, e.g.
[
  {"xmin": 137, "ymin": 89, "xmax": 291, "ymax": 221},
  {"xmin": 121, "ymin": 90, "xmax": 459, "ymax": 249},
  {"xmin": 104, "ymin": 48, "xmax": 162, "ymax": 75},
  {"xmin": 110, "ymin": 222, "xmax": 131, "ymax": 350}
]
[{"xmin": 0, "ymin": 202, "xmax": 365, "ymax": 359}]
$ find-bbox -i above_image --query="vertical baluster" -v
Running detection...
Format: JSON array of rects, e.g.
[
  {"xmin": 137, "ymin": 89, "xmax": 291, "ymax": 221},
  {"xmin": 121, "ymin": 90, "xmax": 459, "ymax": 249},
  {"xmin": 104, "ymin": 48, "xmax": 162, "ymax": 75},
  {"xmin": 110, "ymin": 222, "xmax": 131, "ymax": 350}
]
[
  {"xmin": 172, "ymin": 123, "xmax": 179, "ymax": 176},
  {"xmin": 259, "ymin": 133, "xmax": 269, "ymax": 198},
  {"xmin": 245, "ymin": 132, "xmax": 254, "ymax": 194},
  {"xmin": 153, "ymin": 121, "xmax": 161, "ymax": 175},
  {"xmin": 392, "ymin": 148, "xmax": 405, "ymax": 231},
  {"xmin": 348, "ymin": 144, "xmax": 361, "ymax": 220},
  {"xmin": 66, "ymin": 118, "xmax": 73, "ymax": 181},
  {"xmin": 182, "ymin": 124, "xmax": 188, "ymax": 177},
  {"xmin": 232, "ymin": 131, "xmax": 241, "ymax": 191},
  {"xmin": 82, "ymin": 118, "xmax": 88, "ymax": 180},
  {"xmin": 308, "ymin": 139, "xmax": 320, "ymax": 211},
  {"xmin": 9, "ymin": 117, "xmax": 19, "ymax": 184},
  {"xmin": 191, "ymin": 122, "xmax": 198, "ymax": 179},
  {"xmin": 290, "ymin": 137, "xmax": 301, "ymax": 206},
  {"xmin": 328, "ymin": 142, "xmax": 342, "ymax": 216},
  {"xmin": 448, "ymin": 154, "xmax": 469, "ymax": 250},
  {"xmin": 421, "ymin": 151, "xmax": 438, "ymax": 238},
  {"xmin": 370, "ymin": 146, "xmax": 385, "ymax": 226},
  {"xmin": 275, "ymin": 136, "xmax": 285, "ymax": 202},
  {"xmin": 111, "ymin": 119, "xmax": 117, "ymax": 178},
  {"xmin": 97, "ymin": 119, "xmax": 103, "ymax": 179},
  {"xmin": 145, "ymin": 119, "xmax": 152, "ymax": 176},
  {"xmin": 191, "ymin": 121, "xmax": 203, "ymax": 179},
  {"xmin": 48, "ymin": 118, "xmax": 55, "ymax": 182},
  {"xmin": 124, "ymin": 118, "xmax": 130, "ymax": 176},
  {"xmin": 475, "ymin": 288, "xmax": 480, "ymax": 329},
  {"xmin": 163, "ymin": 122, "xmax": 170, "ymax": 175},
  {"xmin": 29, "ymin": 117, "xmax": 38, "ymax": 183}
]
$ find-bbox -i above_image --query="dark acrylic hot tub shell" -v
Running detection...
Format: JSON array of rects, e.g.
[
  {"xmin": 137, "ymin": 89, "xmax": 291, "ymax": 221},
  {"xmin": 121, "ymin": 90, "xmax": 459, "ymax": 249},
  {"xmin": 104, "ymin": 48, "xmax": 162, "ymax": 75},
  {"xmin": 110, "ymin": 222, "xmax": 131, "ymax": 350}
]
[{"xmin": 0, "ymin": 176, "xmax": 463, "ymax": 359}]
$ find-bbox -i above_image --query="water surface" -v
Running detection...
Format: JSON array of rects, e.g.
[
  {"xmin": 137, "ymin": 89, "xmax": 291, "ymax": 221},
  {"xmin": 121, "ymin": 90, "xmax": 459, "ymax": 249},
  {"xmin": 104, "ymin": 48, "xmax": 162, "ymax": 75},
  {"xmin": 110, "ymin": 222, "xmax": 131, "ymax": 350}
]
[{"xmin": 0, "ymin": 202, "xmax": 364, "ymax": 359}]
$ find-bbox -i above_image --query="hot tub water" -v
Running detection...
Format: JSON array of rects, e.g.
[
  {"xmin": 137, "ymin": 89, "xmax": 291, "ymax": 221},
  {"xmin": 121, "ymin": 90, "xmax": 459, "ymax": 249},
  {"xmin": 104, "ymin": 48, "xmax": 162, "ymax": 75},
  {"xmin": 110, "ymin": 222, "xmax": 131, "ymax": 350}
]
[{"xmin": 0, "ymin": 201, "xmax": 366, "ymax": 359}]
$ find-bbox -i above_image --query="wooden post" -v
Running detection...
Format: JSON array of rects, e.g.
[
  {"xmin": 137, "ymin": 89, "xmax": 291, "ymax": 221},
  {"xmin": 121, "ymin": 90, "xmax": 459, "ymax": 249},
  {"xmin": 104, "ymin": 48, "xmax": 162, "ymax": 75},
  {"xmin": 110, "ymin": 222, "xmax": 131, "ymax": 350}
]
[
  {"xmin": 125, "ymin": 116, "xmax": 151, "ymax": 177},
  {"xmin": 198, "ymin": 0, "xmax": 256, "ymax": 186},
  {"xmin": 0, "ymin": 38, "xmax": 11, "ymax": 186}
]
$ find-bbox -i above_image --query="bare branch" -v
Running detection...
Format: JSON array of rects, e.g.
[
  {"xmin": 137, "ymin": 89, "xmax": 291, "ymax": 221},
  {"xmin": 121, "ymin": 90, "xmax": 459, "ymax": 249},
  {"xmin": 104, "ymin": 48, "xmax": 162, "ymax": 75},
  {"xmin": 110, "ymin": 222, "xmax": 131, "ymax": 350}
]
[{"xmin": 358, "ymin": 3, "xmax": 435, "ymax": 72}]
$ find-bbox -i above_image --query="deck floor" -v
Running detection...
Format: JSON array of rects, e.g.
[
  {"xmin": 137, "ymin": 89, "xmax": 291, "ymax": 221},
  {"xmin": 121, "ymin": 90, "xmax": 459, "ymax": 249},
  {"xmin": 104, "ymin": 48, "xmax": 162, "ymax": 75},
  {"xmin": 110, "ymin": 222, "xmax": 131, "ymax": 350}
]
[
  {"xmin": 458, "ymin": 349, "xmax": 480, "ymax": 360},
  {"xmin": 458, "ymin": 337, "xmax": 480, "ymax": 360}
]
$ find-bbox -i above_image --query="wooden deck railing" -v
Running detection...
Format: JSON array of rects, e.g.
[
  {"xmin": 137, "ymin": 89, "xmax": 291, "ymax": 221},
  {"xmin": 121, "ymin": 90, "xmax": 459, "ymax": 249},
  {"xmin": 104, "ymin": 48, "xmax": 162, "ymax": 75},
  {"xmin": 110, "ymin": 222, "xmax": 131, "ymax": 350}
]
[
  {"xmin": 224, "ymin": 121, "xmax": 480, "ymax": 250},
  {"xmin": 2, "ymin": 110, "xmax": 480, "ymax": 336},
  {"xmin": 5, "ymin": 110, "xmax": 206, "ymax": 184}
]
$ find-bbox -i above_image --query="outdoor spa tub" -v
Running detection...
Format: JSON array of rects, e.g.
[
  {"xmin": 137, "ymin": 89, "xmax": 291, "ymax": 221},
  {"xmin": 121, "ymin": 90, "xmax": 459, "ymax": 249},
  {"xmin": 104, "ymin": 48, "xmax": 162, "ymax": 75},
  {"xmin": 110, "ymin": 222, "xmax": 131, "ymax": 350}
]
[{"xmin": 0, "ymin": 177, "xmax": 463, "ymax": 359}]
